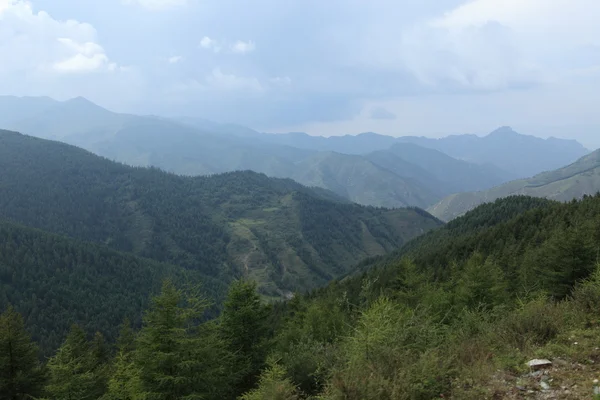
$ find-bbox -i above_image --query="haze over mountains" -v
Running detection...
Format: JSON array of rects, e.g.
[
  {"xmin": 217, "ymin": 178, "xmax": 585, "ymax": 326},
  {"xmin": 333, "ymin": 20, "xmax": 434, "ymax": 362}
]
[
  {"xmin": 0, "ymin": 96, "xmax": 590, "ymax": 210},
  {"xmin": 429, "ymin": 147, "xmax": 600, "ymax": 221}
]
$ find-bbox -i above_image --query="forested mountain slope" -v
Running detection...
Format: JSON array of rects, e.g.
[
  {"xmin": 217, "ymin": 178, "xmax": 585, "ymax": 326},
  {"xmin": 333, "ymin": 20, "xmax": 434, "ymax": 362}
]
[
  {"xmin": 429, "ymin": 148, "xmax": 600, "ymax": 221},
  {"xmin": 7, "ymin": 195, "xmax": 600, "ymax": 399},
  {"xmin": 283, "ymin": 151, "xmax": 439, "ymax": 208},
  {"xmin": 0, "ymin": 130, "xmax": 441, "ymax": 299},
  {"xmin": 366, "ymin": 143, "xmax": 513, "ymax": 196},
  {"xmin": 0, "ymin": 218, "xmax": 210, "ymax": 354},
  {"xmin": 259, "ymin": 195, "xmax": 600, "ymax": 398}
]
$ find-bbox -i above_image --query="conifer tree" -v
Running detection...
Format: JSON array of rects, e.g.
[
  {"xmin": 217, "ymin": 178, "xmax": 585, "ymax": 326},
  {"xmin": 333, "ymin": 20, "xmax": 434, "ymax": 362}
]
[
  {"xmin": 102, "ymin": 320, "xmax": 141, "ymax": 400},
  {"xmin": 0, "ymin": 306, "xmax": 45, "ymax": 400},
  {"xmin": 134, "ymin": 279, "xmax": 230, "ymax": 400},
  {"xmin": 220, "ymin": 280, "xmax": 270, "ymax": 394},
  {"xmin": 45, "ymin": 324, "xmax": 105, "ymax": 400}
]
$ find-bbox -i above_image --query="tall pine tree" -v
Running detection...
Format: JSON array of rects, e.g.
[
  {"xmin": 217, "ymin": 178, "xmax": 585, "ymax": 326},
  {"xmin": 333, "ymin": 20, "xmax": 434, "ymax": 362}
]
[
  {"xmin": 134, "ymin": 279, "xmax": 233, "ymax": 400},
  {"xmin": 0, "ymin": 306, "xmax": 45, "ymax": 400},
  {"xmin": 45, "ymin": 324, "xmax": 106, "ymax": 400},
  {"xmin": 220, "ymin": 280, "xmax": 270, "ymax": 395}
]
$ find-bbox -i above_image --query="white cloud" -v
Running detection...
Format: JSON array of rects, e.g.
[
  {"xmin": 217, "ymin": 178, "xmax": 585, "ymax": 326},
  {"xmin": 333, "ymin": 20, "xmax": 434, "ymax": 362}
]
[
  {"xmin": 53, "ymin": 38, "xmax": 115, "ymax": 73},
  {"xmin": 231, "ymin": 40, "xmax": 255, "ymax": 54},
  {"xmin": 0, "ymin": 1, "xmax": 117, "ymax": 75},
  {"xmin": 123, "ymin": 0, "xmax": 187, "ymax": 11},
  {"xmin": 0, "ymin": 0, "xmax": 13, "ymax": 13},
  {"xmin": 206, "ymin": 68, "xmax": 263, "ymax": 92},
  {"xmin": 199, "ymin": 36, "xmax": 221, "ymax": 52},
  {"xmin": 168, "ymin": 55, "xmax": 183, "ymax": 64},
  {"xmin": 400, "ymin": 0, "xmax": 600, "ymax": 90},
  {"xmin": 199, "ymin": 36, "xmax": 256, "ymax": 55}
]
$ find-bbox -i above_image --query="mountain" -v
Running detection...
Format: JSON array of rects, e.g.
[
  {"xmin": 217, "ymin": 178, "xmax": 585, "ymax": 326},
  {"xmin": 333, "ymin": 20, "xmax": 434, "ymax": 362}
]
[
  {"xmin": 279, "ymin": 151, "xmax": 439, "ymax": 208},
  {"xmin": 258, "ymin": 195, "xmax": 600, "ymax": 398},
  {"xmin": 428, "ymin": 148, "xmax": 600, "ymax": 221},
  {"xmin": 0, "ymin": 217, "xmax": 212, "ymax": 354},
  {"xmin": 262, "ymin": 127, "xmax": 588, "ymax": 178},
  {"xmin": 260, "ymin": 131, "xmax": 399, "ymax": 154},
  {"xmin": 0, "ymin": 96, "xmax": 472, "ymax": 208},
  {"xmin": 365, "ymin": 143, "xmax": 514, "ymax": 196},
  {"xmin": 0, "ymin": 129, "xmax": 442, "ymax": 300},
  {"xmin": 8, "ymin": 96, "xmax": 583, "ymax": 209},
  {"xmin": 397, "ymin": 126, "xmax": 589, "ymax": 177}
]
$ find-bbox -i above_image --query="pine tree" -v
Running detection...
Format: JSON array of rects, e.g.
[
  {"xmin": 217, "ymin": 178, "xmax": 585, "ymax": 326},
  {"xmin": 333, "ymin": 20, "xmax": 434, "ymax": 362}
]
[
  {"xmin": 45, "ymin": 324, "xmax": 105, "ymax": 400},
  {"xmin": 0, "ymin": 306, "xmax": 45, "ymax": 400},
  {"xmin": 220, "ymin": 280, "xmax": 270, "ymax": 395},
  {"xmin": 102, "ymin": 320, "xmax": 141, "ymax": 400},
  {"xmin": 134, "ymin": 280, "xmax": 216, "ymax": 400},
  {"xmin": 239, "ymin": 358, "xmax": 300, "ymax": 400}
]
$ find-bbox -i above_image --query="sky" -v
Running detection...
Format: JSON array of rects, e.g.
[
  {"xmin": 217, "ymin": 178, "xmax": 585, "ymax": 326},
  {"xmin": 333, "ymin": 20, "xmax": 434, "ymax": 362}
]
[{"xmin": 1, "ymin": 0, "xmax": 599, "ymax": 147}]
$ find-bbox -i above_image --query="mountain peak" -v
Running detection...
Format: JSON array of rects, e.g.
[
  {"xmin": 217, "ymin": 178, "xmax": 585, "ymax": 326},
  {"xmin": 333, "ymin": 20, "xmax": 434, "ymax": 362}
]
[
  {"xmin": 487, "ymin": 126, "xmax": 518, "ymax": 137},
  {"xmin": 61, "ymin": 97, "xmax": 111, "ymax": 114},
  {"xmin": 66, "ymin": 96, "xmax": 93, "ymax": 103}
]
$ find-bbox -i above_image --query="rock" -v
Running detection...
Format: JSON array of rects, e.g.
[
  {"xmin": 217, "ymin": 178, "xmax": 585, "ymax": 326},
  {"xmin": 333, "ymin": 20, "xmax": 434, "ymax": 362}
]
[
  {"xmin": 540, "ymin": 381, "xmax": 551, "ymax": 391},
  {"xmin": 527, "ymin": 359, "xmax": 552, "ymax": 370}
]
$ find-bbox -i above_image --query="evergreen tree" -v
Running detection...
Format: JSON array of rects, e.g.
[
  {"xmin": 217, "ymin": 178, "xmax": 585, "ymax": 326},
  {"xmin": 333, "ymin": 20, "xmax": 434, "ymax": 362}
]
[
  {"xmin": 116, "ymin": 319, "xmax": 136, "ymax": 354},
  {"xmin": 102, "ymin": 320, "xmax": 141, "ymax": 400},
  {"xmin": 45, "ymin": 324, "xmax": 105, "ymax": 400},
  {"xmin": 239, "ymin": 358, "xmax": 300, "ymax": 400},
  {"xmin": 220, "ymin": 280, "xmax": 270, "ymax": 394},
  {"xmin": 134, "ymin": 279, "xmax": 233, "ymax": 400},
  {"xmin": 0, "ymin": 306, "xmax": 45, "ymax": 400}
]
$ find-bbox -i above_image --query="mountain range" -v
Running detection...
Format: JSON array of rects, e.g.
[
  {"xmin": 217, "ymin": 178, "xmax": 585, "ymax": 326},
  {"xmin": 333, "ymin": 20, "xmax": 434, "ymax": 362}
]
[
  {"xmin": 0, "ymin": 95, "xmax": 589, "ymax": 209},
  {"xmin": 0, "ymin": 129, "xmax": 441, "ymax": 301},
  {"xmin": 429, "ymin": 148, "xmax": 600, "ymax": 221}
]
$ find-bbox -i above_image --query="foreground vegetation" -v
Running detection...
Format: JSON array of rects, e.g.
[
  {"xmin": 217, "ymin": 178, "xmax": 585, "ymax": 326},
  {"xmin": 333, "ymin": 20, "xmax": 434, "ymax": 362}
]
[{"xmin": 3, "ymin": 195, "xmax": 600, "ymax": 399}]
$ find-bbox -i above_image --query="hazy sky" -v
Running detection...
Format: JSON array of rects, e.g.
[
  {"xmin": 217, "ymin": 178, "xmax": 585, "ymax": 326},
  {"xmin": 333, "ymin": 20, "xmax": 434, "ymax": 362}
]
[{"xmin": 1, "ymin": 0, "xmax": 599, "ymax": 147}]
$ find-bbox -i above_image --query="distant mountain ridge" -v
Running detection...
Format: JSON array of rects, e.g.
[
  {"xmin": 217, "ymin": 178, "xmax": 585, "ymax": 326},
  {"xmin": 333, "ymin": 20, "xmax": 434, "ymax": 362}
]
[
  {"xmin": 262, "ymin": 126, "xmax": 588, "ymax": 178},
  {"xmin": 396, "ymin": 126, "xmax": 589, "ymax": 177},
  {"xmin": 0, "ymin": 95, "xmax": 588, "ymax": 209},
  {"xmin": 428, "ymin": 148, "xmax": 600, "ymax": 221}
]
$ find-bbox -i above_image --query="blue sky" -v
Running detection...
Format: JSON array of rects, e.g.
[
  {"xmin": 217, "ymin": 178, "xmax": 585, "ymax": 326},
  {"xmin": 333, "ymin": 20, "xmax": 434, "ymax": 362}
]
[{"xmin": 1, "ymin": 0, "xmax": 599, "ymax": 147}]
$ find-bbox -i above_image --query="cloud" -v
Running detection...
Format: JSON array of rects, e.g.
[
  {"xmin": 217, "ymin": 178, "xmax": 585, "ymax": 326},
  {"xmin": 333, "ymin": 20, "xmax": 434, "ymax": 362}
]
[
  {"xmin": 401, "ymin": 0, "xmax": 600, "ymax": 91},
  {"xmin": 199, "ymin": 37, "xmax": 255, "ymax": 54},
  {"xmin": 53, "ymin": 38, "xmax": 116, "ymax": 73},
  {"xmin": 3, "ymin": 0, "xmax": 600, "ymax": 136},
  {"xmin": 369, "ymin": 107, "xmax": 397, "ymax": 120},
  {"xmin": 168, "ymin": 55, "xmax": 183, "ymax": 64},
  {"xmin": 0, "ymin": 0, "xmax": 141, "ymax": 111},
  {"xmin": 123, "ymin": 0, "xmax": 187, "ymax": 11},
  {"xmin": 0, "ymin": 1, "xmax": 117, "ymax": 75},
  {"xmin": 231, "ymin": 40, "xmax": 255, "ymax": 54},
  {"xmin": 199, "ymin": 36, "xmax": 221, "ymax": 53},
  {"xmin": 206, "ymin": 68, "xmax": 263, "ymax": 92}
]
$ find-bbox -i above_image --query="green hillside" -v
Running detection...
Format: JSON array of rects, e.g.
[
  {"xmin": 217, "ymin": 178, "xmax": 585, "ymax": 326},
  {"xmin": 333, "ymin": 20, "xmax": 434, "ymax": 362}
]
[
  {"xmin": 287, "ymin": 151, "xmax": 439, "ymax": 208},
  {"xmin": 0, "ymin": 130, "xmax": 441, "ymax": 299},
  {"xmin": 366, "ymin": 143, "xmax": 513, "ymax": 196},
  {"xmin": 255, "ymin": 194, "xmax": 600, "ymax": 398},
  {"xmin": 429, "ymin": 148, "xmax": 600, "ymax": 221},
  {"xmin": 0, "ymin": 217, "xmax": 213, "ymax": 354},
  {"xmin": 8, "ymin": 195, "xmax": 600, "ymax": 399}
]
